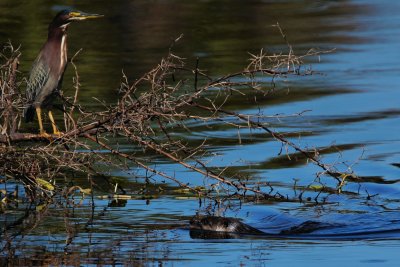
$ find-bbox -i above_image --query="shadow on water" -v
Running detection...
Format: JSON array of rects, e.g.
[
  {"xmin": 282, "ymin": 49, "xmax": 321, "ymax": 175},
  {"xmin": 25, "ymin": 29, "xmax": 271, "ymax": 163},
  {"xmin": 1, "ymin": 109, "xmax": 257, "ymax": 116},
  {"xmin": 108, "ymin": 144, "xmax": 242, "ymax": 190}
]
[{"xmin": 1, "ymin": 0, "xmax": 400, "ymax": 266}]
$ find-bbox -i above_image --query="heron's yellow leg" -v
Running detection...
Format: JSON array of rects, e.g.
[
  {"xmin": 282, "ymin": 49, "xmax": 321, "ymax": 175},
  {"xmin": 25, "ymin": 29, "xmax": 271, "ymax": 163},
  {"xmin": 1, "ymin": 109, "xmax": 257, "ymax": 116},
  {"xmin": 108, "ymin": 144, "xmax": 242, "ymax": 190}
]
[
  {"xmin": 35, "ymin": 107, "xmax": 49, "ymax": 136},
  {"xmin": 48, "ymin": 110, "xmax": 62, "ymax": 136}
]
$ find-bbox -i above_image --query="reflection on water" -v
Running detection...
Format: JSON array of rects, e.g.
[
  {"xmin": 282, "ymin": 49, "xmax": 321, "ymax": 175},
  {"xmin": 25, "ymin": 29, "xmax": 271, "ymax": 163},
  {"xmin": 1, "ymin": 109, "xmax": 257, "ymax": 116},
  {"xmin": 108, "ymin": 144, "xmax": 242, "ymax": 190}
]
[{"xmin": 1, "ymin": 0, "xmax": 400, "ymax": 266}]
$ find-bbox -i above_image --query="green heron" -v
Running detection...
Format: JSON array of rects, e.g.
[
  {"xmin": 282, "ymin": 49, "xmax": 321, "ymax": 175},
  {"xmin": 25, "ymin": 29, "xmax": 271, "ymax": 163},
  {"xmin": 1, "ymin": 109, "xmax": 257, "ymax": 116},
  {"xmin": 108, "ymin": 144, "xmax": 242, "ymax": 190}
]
[{"xmin": 24, "ymin": 10, "xmax": 103, "ymax": 136}]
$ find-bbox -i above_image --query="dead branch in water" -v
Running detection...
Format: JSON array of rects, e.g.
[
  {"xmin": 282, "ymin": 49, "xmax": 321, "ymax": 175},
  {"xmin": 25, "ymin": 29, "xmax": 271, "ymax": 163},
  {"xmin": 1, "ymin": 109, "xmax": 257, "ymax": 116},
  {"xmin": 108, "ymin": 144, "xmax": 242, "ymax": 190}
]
[{"xmin": 1, "ymin": 30, "xmax": 350, "ymax": 205}]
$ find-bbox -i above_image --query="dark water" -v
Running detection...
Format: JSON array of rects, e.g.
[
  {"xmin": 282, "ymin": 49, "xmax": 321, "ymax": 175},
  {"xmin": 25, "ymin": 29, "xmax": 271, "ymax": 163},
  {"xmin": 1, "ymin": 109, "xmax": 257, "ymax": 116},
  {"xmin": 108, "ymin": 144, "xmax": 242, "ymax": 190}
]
[{"xmin": 1, "ymin": 0, "xmax": 400, "ymax": 266}]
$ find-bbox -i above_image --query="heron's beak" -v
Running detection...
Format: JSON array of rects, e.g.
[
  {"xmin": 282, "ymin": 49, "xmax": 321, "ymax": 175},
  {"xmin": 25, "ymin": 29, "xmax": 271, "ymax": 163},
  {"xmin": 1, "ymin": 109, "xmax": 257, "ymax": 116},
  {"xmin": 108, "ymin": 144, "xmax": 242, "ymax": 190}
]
[{"xmin": 69, "ymin": 11, "xmax": 104, "ymax": 21}]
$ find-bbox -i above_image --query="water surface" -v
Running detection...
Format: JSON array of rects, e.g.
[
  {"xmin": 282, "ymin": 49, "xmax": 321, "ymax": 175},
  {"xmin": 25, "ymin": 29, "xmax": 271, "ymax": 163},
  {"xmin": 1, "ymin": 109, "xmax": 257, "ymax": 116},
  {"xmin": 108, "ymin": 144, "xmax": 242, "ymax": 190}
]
[{"xmin": 1, "ymin": 0, "xmax": 399, "ymax": 266}]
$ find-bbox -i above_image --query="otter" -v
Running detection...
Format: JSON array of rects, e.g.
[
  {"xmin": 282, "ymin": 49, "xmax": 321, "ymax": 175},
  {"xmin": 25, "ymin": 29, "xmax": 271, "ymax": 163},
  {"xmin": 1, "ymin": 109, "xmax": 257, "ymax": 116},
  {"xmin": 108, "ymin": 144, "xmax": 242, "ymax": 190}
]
[
  {"xmin": 190, "ymin": 215, "xmax": 265, "ymax": 235},
  {"xmin": 190, "ymin": 215, "xmax": 334, "ymax": 239}
]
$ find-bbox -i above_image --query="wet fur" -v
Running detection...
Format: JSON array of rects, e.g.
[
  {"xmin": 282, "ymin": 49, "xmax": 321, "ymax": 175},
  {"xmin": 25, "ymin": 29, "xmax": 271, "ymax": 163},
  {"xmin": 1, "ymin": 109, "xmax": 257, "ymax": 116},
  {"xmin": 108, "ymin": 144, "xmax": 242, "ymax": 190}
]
[
  {"xmin": 190, "ymin": 216, "xmax": 264, "ymax": 235},
  {"xmin": 190, "ymin": 215, "xmax": 332, "ymax": 237}
]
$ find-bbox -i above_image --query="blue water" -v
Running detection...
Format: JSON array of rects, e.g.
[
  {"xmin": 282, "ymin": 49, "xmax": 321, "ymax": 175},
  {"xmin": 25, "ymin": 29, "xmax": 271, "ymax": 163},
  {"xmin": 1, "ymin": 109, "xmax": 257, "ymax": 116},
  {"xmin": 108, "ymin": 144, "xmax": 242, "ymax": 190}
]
[{"xmin": 1, "ymin": 0, "xmax": 400, "ymax": 266}]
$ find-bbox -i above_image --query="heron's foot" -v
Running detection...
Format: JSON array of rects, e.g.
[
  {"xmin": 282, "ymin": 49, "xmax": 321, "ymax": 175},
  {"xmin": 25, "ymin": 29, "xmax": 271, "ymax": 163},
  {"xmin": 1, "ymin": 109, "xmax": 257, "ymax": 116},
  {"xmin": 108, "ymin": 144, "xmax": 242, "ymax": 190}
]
[
  {"xmin": 53, "ymin": 130, "xmax": 63, "ymax": 136},
  {"xmin": 39, "ymin": 130, "xmax": 51, "ymax": 138}
]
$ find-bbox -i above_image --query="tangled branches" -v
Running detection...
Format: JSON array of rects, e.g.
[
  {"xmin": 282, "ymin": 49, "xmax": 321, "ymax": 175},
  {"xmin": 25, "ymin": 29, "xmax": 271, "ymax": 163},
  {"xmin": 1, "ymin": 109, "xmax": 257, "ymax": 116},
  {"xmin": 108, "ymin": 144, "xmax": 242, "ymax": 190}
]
[
  {"xmin": 0, "ymin": 43, "xmax": 21, "ymax": 136},
  {"xmin": 0, "ymin": 32, "xmax": 351, "ymax": 207}
]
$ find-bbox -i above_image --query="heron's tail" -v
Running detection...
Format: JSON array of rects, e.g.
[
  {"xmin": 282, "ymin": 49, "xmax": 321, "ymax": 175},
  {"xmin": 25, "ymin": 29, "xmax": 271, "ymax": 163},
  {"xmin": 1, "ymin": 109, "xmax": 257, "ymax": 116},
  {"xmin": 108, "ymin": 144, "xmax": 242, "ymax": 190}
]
[{"xmin": 24, "ymin": 105, "xmax": 35, "ymax": 122}]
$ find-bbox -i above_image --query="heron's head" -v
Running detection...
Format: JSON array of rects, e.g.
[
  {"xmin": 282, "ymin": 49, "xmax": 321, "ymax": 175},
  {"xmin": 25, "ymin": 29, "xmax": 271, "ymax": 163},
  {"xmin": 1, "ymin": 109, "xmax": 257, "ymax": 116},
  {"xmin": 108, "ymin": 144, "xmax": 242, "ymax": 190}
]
[{"xmin": 51, "ymin": 10, "xmax": 103, "ymax": 28}]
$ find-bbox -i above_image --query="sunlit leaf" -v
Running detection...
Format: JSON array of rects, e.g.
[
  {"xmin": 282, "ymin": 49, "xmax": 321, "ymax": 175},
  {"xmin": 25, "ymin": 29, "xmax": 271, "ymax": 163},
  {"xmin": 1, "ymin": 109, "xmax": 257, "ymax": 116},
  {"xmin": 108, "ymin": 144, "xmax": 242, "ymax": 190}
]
[
  {"xmin": 36, "ymin": 178, "xmax": 55, "ymax": 191},
  {"xmin": 308, "ymin": 184, "xmax": 323, "ymax": 190},
  {"xmin": 36, "ymin": 204, "xmax": 47, "ymax": 211},
  {"xmin": 175, "ymin": 196, "xmax": 198, "ymax": 200},
  {"xmin": 111, "ymin": 194, "xmax": 131, "ymax": 200},
  {"xmin": 80, "ymin": 188, "xmax": 92, "ymax": 195},
  {"xmin": 172, "ymin": 188, "xmax": 191, "ymax": 194}
]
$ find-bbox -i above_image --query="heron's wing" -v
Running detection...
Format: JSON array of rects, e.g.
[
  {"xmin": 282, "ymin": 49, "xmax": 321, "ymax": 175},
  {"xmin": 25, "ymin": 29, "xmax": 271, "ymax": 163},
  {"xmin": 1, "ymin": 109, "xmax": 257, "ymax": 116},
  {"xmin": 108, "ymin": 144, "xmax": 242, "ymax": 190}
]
[{"xmin": 26, "ymin": 57, "xmax": 50, "ymax": 102}]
